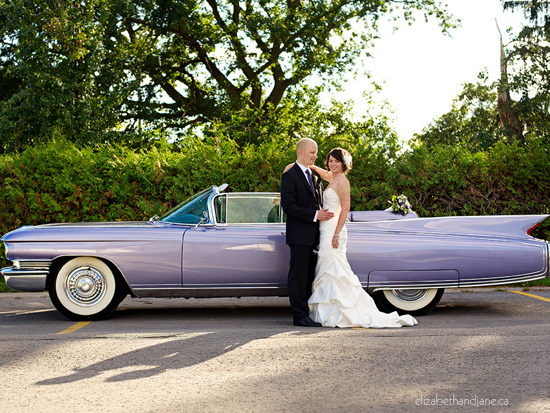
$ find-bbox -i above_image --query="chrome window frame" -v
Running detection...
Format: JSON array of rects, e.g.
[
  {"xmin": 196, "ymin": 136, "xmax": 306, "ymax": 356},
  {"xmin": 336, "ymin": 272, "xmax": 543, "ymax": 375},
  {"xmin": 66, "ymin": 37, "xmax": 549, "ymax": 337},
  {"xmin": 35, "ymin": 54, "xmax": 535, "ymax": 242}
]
[
  {"xmin": 163, "ymin": 185, "xmax": 226, "ymax": 227},
  {"xmin": 211, "ymin": 192, "xmax": 282, "ymax": 226},
  {"xmin": 160, "ymin": 185, "xmax": 283, "ymax": 228}
]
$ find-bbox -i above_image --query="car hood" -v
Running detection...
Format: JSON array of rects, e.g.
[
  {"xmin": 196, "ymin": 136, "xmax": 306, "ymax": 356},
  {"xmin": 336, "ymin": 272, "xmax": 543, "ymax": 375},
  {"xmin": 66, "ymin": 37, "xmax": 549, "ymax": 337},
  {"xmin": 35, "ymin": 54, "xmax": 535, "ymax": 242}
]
[{"xmin": 1, "ymin": 221, "xmax": 189, "ymax": 243}]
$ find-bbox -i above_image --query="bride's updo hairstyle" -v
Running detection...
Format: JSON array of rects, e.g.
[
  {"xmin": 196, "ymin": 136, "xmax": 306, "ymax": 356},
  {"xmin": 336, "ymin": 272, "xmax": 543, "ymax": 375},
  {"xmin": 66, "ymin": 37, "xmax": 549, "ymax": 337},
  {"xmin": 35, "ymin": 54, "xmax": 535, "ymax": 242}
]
[{"xmin": 325, "ymin": 147, "xmax": 353, "ymax": 174}]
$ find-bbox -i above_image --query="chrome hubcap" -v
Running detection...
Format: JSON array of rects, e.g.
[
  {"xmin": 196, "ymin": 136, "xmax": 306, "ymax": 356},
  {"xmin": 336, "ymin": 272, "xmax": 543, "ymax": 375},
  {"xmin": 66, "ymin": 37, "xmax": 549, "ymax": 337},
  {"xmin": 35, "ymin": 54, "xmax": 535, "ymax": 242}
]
[
  {"xmin": 64, "ymin": 266, "xmax": 106, "ymax": 306},
  {"xmin": 391, "ymin": 289, "xmax": 427, "ymax": 303}
]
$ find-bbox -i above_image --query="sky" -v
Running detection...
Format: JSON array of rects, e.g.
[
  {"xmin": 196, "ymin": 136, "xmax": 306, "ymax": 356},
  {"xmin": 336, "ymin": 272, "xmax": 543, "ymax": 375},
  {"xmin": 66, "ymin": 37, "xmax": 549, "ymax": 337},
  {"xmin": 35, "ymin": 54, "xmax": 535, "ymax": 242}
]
[{"xmin": 334, "ymin": 0, "xmax": 526, "ymax": 142}]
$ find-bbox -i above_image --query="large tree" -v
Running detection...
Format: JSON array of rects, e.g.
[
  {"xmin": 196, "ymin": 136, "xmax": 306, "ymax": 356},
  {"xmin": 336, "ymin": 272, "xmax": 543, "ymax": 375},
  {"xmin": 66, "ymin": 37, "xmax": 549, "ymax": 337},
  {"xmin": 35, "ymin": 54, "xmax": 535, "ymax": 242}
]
[
  {"xmin": 502, "ymin": 0, "xmax": 550, "ymax": 141},
  {"xmin": 113, "ymin": 0, "xmax": 456, "ymax": 137},
  {"xmin": 0, "ymin": 0, "xmax": 456, "ymax": 151},
  {"xmin": 0, "ymin": 0, "xmax": 133, "ymax": 151},
  {"xmin": 417, "ymin": 1, "xmax": 550, "ymax": 149}
]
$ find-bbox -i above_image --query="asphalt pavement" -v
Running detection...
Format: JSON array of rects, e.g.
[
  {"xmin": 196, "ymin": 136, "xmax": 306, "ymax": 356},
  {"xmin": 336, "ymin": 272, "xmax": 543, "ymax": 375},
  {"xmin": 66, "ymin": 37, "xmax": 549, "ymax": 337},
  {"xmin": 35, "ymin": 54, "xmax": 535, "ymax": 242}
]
[{"xmin": 1, "ymin": 288, "xmax": 549, "ymax": 412}]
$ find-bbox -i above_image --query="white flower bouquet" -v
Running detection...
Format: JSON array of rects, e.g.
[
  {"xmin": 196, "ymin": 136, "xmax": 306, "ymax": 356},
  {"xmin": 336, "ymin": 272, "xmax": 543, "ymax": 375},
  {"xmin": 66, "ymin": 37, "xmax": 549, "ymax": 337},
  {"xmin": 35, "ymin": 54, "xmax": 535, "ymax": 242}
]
[{"xmin": 389, "ymin": 194, "xmax": 413, "ymax": 215}]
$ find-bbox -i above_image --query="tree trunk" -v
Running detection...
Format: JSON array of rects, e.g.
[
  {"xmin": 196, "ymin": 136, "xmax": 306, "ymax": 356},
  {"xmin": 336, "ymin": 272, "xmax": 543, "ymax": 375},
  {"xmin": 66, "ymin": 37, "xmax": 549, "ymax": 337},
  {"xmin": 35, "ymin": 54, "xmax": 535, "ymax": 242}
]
[{"xmin": 497, "ymin": 32, "xmax": 524, "ymax": 143}]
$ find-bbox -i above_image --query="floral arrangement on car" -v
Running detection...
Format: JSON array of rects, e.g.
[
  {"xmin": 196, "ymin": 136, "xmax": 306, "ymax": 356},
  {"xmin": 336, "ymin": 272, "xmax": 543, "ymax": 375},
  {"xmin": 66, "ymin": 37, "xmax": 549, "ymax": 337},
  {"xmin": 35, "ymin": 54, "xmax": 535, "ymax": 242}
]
[{"xmin": 389, "ymin": 194, "xmax": 413, "ymax": 215}]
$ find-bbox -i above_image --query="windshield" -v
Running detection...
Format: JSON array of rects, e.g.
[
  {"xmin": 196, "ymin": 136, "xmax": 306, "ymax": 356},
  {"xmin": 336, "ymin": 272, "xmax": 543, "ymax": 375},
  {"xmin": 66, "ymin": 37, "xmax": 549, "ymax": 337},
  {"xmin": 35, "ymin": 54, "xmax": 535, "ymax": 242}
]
[{"xmin": 160, "ymin": 188, "xmax": 212, "ymax": 224}]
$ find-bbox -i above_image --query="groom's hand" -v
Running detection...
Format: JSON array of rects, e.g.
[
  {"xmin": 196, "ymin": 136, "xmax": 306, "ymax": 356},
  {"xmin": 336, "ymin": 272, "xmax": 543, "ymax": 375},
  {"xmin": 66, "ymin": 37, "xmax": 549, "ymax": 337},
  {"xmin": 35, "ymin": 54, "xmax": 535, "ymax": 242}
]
[{"xmin": 317, "ymin": 209, "xmax": 334, "ymax": 221}]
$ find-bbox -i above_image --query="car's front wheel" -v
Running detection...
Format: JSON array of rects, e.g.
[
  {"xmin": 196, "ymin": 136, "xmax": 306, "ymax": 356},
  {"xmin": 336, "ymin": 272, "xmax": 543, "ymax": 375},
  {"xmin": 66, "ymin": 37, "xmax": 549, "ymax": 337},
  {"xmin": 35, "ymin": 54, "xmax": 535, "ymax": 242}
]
[
  {"xmin": 48, "ymin": 257, "xmax": 125, "ymax": 321},
  {"xmin": 372, "ymin": 288, "xmax": 444, "ymax": 316}
]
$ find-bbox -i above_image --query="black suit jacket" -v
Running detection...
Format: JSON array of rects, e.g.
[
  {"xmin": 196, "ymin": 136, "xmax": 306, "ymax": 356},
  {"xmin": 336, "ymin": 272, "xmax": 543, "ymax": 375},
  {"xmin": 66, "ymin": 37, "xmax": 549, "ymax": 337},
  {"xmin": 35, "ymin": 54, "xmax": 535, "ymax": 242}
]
[{"xmin": 280, "ymin": 163, "xmax": 323, "ymax": 245}]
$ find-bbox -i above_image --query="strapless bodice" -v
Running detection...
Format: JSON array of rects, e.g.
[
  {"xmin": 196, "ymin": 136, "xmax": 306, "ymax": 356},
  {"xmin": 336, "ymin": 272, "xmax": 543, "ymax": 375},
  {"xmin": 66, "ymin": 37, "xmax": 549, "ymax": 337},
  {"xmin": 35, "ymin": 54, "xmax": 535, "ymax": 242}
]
[
  {"xmin": 323, "ymin": 187, "xmax": 341, "ymax": 214},
  {"xmin": 319, "ymin": 188, "xmax": 344, "ymax": 239}
]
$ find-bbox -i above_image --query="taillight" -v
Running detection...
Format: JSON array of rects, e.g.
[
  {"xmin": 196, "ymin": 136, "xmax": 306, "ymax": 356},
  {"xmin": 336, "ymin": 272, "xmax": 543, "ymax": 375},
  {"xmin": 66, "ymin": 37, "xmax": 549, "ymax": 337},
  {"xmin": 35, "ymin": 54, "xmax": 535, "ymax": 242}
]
[{"xmin": 527, "ymin": 223, "xmax": 539, "ymax": 236}]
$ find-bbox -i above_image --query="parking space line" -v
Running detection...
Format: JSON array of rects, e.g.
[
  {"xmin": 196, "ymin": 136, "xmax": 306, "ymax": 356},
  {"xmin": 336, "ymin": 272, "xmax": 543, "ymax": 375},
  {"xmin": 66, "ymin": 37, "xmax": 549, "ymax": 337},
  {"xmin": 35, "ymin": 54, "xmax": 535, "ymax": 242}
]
[
  {"xmin": 510, "ymin": 291, "xmax": 550, "ymax": 303},
  {"xmin": 6, "ymin": 309, "xmax": 55, "ymax": 317},
  {"xmin": 55, "ymin": 321, "xmax": 91, "ymax": 334}
]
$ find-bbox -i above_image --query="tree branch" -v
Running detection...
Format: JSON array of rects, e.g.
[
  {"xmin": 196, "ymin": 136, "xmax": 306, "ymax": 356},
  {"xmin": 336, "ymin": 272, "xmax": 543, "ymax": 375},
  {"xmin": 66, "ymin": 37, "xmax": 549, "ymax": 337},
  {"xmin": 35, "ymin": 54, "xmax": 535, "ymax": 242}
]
[{"xmin": 206, "ymin": 0, "xmax": 262, "ymax": 106}]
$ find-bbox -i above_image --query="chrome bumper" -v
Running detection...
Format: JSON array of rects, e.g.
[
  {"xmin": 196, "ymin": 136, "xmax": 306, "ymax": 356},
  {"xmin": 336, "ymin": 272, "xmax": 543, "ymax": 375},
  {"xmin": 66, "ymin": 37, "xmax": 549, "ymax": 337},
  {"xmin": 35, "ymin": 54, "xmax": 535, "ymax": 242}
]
[{"xmin": 1, "ymin": 260, "xmax": 51, "ymax": 292}]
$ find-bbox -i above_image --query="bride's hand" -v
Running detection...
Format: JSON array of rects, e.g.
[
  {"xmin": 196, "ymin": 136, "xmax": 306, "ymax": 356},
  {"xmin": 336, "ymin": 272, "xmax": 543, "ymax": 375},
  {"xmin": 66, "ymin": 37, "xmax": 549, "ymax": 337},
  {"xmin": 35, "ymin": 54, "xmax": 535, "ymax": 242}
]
[
  {"xmin": 332, "ymin": 234, "xmax": 339, "ymax": 249},
  {"xmin": 283, "ymin": 162, "xmax": 295, "ymax": 173}
]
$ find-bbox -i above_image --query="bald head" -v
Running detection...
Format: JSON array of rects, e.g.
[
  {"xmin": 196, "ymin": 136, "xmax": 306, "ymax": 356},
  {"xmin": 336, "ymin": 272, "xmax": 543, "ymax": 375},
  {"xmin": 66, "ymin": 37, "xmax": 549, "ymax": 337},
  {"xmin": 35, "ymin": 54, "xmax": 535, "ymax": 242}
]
[
  {"xmin": 296, "ymin": 138, "xmax": 316, "ymax": 154},
  {"xmin": 296, "ymin": 138, "xmax": 318, "ymax": 167}
]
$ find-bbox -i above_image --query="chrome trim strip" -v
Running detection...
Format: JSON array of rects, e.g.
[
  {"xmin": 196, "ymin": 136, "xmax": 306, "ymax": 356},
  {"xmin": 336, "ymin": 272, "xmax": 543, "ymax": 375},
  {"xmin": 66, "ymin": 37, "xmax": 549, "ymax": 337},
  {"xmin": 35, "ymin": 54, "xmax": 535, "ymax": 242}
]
[
  {"xmin": 370, "ymin": 279, "xmax": 458, "ymax": 285},
  {"xmin": 211, "ymin": 222, "xmax": 285, "ymax": 228},
  {"xmin": 459, "ymin": 272, "xmax": 545, "ymax": 283},
  {"xmin": 132, "ymin": 286, "xmax": 285, "ymax": 290},
  {"xmin": 459, "ymin": 273, "xmax": 548, "ymax": 287},
  {"xmin": 347, "ymin": 226, "xmax": 547, "ymax": 244},
  {"xmin": 371, "ymin": 283, "xmax": 459, "ymax": 292},
  {"xmin": 16, "ymin": 260, "xmax": 52, "ymax": 269},
  {"xmin": 1, "ymin": 267, "xmax": 49, "ymax": 276},
  {"xmin": 176, "ymin": 283, "xmax": 283, "ymax": 287},
  {"xmin": 370, "ymin": 272, "xmax": 548, "ymax": 292},
  {"xmin": 131, "ymin": 286, "xmax": 288, "ymax": 298}
]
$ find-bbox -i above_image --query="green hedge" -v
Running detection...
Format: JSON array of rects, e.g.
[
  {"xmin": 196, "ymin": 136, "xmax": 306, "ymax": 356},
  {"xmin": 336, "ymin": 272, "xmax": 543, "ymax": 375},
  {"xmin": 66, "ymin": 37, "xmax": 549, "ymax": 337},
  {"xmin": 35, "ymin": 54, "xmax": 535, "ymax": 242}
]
[
  {"xmin": 0, "ymin": 138, "xmax": 294, "ymax": 234},
  {"xmin": 2, "ymin": 138, "xmax": 550, "ymax": 271}
]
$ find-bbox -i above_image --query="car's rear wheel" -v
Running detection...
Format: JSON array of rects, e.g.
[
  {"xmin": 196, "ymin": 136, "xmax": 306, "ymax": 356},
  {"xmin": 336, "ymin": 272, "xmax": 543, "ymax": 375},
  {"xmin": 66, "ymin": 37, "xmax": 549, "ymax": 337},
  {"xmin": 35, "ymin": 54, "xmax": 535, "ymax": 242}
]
[
  {"xmin": 372, "ymin": 288, "xmax": 444, "ymax": 315},
  {"xmin": 48, "ymin": 257, "xmax": 125, "ymax": 321}
]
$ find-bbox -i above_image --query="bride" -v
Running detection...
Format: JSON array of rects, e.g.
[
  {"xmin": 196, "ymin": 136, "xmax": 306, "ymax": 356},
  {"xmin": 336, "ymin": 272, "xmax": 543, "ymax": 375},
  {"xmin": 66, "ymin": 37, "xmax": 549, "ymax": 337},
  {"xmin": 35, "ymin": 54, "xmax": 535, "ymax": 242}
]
[{"xmin": 308, "ymin": 147, "xmax": 417, "ymax": 328}]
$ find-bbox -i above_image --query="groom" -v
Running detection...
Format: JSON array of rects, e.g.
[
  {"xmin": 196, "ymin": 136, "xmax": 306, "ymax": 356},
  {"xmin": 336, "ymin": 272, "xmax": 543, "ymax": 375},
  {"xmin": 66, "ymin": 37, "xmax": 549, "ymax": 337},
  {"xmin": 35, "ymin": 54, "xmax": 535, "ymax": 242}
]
[{"xmin": 281, "ymin": 138, "xmax": 333, "ymax": 327}]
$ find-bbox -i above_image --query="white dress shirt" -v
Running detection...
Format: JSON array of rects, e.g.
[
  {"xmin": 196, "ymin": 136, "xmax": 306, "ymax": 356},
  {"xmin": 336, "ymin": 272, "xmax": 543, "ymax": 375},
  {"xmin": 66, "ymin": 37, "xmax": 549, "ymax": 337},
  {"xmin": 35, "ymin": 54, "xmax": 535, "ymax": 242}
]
[{"xmin": 296, "ymin": 161, "xmax": 318, "ymax": 222}]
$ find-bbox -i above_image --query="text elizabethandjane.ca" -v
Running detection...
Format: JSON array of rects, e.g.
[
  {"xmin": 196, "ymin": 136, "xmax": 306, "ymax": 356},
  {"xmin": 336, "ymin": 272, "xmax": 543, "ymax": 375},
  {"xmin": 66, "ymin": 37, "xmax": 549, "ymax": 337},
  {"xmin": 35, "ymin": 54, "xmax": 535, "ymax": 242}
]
[{"xmin": 415, "ymin": 394, "xmax": 509, "ymax": 407}]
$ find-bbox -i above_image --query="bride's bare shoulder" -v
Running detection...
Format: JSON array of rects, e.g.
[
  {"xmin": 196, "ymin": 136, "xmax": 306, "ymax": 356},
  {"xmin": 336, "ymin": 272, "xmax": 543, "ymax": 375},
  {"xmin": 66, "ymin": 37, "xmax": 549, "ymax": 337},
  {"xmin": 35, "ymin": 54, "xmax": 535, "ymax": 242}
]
[
  {"xmin": 336, "ymin": 175, "xmax": 350, "ymax": 189},
  {"xmin": 328, "ymin": 175, "xmax": 349, "ymax": 196}
]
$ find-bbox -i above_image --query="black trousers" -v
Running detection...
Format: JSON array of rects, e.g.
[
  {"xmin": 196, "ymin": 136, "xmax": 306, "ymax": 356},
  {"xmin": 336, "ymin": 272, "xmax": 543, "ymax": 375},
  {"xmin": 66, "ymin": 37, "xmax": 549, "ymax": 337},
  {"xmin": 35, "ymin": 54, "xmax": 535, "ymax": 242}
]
[{"xmin": 288, "ymin": 244, "xmax": 318, "ymax": 320}]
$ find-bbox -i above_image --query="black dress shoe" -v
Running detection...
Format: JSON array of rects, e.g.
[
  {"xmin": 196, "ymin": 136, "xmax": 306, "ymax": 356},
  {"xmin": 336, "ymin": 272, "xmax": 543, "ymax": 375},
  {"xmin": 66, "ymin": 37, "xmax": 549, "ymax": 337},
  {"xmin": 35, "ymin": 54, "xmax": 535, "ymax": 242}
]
[{"xmin": 293, "ymin": 316, "xmax": 322, "ymax": 327}]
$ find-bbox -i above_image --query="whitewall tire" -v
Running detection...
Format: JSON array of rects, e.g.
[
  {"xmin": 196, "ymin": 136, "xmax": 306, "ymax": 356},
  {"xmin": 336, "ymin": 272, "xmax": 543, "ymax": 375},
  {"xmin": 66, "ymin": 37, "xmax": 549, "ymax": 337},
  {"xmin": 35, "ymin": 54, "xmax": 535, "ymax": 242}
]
[
  {"xmin": 373, "ymin": 288, "xmax": 444, "ymax": 315},
  {"xmin": 48, "ymin": 257, "xmax": 125, "ymax": 320}
]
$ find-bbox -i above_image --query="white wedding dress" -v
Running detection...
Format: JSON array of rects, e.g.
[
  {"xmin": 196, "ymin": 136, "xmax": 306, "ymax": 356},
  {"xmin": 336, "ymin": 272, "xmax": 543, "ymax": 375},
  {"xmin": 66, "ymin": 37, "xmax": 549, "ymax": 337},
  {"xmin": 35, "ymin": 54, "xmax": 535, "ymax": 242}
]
[{"xmin": 308, "ymin": 188, "xmax": 418, "ymax": 328}]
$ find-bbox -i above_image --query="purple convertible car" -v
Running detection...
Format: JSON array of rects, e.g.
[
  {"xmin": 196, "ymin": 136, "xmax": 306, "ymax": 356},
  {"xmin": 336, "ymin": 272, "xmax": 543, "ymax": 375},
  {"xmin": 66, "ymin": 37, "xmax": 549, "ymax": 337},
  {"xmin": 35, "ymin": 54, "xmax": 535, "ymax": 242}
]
[{"xmin": 2, "ymin": 184, "xmax": 549, "ymax": 320}]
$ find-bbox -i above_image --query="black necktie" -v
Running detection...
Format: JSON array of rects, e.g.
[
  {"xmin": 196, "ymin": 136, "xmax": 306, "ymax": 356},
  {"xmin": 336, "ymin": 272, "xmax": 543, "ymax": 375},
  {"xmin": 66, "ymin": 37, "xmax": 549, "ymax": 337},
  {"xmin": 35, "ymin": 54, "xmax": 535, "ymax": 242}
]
[{"xmin": 305, "ymin": 169, "xmax": 315, "ymax": 193}]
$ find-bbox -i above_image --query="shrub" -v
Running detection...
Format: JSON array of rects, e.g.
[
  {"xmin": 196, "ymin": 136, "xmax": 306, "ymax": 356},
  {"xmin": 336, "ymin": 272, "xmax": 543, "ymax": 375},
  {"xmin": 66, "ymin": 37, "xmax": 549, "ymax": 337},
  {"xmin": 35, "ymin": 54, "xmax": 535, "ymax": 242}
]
[{"xmin": 2, "ymin": 137, "xmax": 550, "ymax": 270}]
